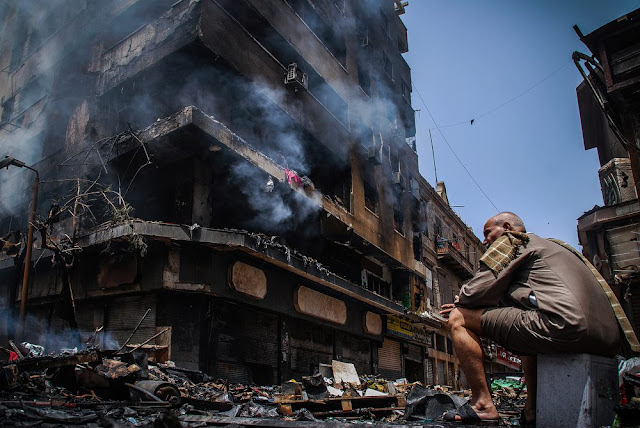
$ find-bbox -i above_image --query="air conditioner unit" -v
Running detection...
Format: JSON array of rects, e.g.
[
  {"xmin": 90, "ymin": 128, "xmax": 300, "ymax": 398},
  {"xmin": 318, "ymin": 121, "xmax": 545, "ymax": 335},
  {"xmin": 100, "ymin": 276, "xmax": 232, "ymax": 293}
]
[
  {"xmin": 392, "ymin": 171, "xmax": 405, "ymax": 189},
  {"xmin": 285, "ymin": 63, "xmax": 308, "ymax": 91},
  {"xmin": 367, "ymin": 146, "xmax": 382, "ymax": 165}
]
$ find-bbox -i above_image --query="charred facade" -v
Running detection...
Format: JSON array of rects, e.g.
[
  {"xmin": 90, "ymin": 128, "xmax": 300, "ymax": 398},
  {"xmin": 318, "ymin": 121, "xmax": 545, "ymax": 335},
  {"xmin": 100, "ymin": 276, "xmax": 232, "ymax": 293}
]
[
  {"xmin": 0, "ymin": 0, "xmax": 483, "ymax": 387},
  {"xmin": 575, "ymin": 9, "xmax": 640, "ymax": 335}
]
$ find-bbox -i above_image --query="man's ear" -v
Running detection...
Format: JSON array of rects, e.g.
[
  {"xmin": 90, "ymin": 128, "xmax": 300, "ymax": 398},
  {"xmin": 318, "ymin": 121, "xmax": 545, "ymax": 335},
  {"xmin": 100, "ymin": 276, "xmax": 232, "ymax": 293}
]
[{"xmin": 502, "ymin": 221, "xmax": 512, "ymax": 231}]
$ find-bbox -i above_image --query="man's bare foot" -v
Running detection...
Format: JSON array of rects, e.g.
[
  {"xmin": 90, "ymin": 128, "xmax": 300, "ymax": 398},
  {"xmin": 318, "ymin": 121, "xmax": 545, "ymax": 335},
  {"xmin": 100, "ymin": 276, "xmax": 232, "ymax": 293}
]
[{"xmin": 445, "ymin": 401, "xmax": 500, "ymax": 422}]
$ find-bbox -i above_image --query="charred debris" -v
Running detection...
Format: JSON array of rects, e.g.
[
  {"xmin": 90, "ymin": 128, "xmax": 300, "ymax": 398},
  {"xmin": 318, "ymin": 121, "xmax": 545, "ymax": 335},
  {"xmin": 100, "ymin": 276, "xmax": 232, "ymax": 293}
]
[
  {"xmin": 0, "ymin": 0, "xmax": 499, "ymax": 409},
  {"xmin": 0, "ymin": 337, "xmax": 527, "ymax": 426}
]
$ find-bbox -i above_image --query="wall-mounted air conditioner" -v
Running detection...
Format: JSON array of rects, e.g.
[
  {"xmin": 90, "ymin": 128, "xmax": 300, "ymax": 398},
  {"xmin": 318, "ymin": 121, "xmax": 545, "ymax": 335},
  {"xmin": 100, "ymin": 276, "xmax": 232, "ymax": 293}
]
[
  {"xmin": 393, "ymin": 171, "xmax": 405, "ymax": 189},
  {"xmin": 285, "ymin": 63, "xmax": 308, "ymax": 91},
  {"xmin": 367, "ymin": 145, "xmax": 382, "ymax": 165}
]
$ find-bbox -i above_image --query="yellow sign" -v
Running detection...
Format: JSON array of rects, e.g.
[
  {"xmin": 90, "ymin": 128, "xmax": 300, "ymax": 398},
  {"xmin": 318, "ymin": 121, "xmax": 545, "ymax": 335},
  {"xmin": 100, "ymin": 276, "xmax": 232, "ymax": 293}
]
[{"xmin": 387, "ymin": 315, "xmax": 413, "ymax": 339}]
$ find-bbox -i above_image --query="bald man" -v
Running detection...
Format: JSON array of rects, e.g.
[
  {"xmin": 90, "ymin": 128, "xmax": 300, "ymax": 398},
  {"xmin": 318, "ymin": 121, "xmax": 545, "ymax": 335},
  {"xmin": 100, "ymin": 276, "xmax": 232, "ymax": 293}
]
[{"xmin": 440, "ymin": 212, "xmax": 620, "ymax": 424}]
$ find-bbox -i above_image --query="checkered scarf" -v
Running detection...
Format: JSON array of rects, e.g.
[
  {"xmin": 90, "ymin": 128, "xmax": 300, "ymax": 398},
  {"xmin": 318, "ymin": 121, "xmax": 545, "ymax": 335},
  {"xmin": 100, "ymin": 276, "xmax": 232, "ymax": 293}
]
[{"xmin": 480, "ymin": 231, "xmax": 530, "ymax": 275}]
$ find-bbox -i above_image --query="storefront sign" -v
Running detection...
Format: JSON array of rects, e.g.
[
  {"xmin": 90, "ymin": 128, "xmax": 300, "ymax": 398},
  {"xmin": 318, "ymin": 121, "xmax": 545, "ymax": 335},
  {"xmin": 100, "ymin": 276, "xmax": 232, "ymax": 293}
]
[
  {"xmin": 496, "ymin": 346, "xmax": 521, "ymax": 370},
  {"xmin": 386, "ymin": 315, "xmax": 413, "ymax": 339}
]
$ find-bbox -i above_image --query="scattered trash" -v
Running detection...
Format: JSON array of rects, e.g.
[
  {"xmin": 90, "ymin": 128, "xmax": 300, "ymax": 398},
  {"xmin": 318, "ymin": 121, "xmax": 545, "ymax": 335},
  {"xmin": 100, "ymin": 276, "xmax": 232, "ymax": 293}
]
[{"xmin": 0, "ymin": 336, "xmax": 529, "ymax": 426}]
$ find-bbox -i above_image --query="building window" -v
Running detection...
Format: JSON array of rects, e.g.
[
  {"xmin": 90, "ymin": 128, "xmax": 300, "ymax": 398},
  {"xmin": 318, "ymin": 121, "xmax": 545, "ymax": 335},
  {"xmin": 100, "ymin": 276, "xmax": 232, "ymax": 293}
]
[
  {"xmin": 364, "ymin": 180, "xmax": 378, "ymax": 214},
  {"xmin": 1, "ymin": 97, "xmax": 15, "ymax": 124},
  {"xmin": 365, "ymin": 272, "xmax": 391, "ymax": 298},
  {"xmin": 383, "ymin": 51, "xmax": 393, "ymax": 79},
  {"xmin": 381, "ymin": 12, "xmax": 391, "ymax": 39},
  {"xmin": 435, "ymin": 334, "xmax": 446, "ymax": 352},
  {"xmin": 358, "ymin": 62, "xmax": 371, "ymax": 96},
  {"xmin": 434, "ymin": 217, "xmax": 443, "ymax": 238},
  {"xmin": 393, "ymin": 207, "xmax": 404, "ymax": 234},
  {"xmin": 401, "ymin": 80, "xmax": 411, "ymax": 103}
]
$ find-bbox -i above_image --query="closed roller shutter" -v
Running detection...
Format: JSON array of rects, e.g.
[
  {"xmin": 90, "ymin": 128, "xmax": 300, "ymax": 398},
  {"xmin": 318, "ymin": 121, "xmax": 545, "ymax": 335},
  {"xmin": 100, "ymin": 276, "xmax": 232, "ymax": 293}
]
[
  {"xmin": 286, "ymin": 318, "xmax": 333, "ymax": 381},
  {"xmin": 105, "ymin": 295, "xmax": 157, "ymax": 349},
  {"xmin": 427, "ymin": 358, "xmax": 434, "ymax": 385},
  {"xmin": 336, "ymin": 332, "xmax": 372, "ymax": 375},
  {"xmin": 437, "ymin": 360, "xmax": 445, "ymax": 385},
  {"xmin": 215, "ymin": 302, "xmax": 278, "ymax": 385},
  {"xmin": 378, "ymin": 338, "xmax": 402, "ymax": 380}
]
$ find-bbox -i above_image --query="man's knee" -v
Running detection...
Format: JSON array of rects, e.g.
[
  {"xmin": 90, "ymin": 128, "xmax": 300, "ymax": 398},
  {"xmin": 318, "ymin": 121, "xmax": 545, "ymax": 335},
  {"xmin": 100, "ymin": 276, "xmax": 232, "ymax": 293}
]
[{"xmin": 446, "ymin": 307, "xmax": 483, "ymax": 335}]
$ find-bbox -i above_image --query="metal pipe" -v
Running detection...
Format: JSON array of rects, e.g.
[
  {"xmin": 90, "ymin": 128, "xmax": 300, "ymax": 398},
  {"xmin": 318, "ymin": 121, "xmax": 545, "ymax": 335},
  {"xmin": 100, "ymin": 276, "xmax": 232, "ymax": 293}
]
[{"xmin": 17, "ymin": 166, "xmax": 39, "ymax": 341}]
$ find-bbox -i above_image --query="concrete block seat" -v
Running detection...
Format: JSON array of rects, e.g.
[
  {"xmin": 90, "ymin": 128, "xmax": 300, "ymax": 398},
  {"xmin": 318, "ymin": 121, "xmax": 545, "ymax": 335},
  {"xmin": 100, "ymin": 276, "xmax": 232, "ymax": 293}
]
[{"xmin": 536, "ymin": 354, "xmax": 618, "ymax": 428}]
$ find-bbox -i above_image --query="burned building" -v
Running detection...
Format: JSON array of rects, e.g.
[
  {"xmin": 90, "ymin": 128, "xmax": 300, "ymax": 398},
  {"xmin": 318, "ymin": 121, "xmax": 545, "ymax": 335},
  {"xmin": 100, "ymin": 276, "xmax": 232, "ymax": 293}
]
[
  {"xmin": 0, "ymin": 0, "xmax": 482, "ymax": 387},
  {"xmin": 575, "ymin": 9, "xmax": 640, "ymax": 333}
]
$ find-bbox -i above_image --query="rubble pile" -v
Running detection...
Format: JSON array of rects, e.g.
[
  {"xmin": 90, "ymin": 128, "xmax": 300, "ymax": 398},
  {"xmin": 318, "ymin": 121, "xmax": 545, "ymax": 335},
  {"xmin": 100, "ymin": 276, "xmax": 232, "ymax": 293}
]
[{"xmin": 0, "ymin": 339, "xmax": 529, "ymax": 426}]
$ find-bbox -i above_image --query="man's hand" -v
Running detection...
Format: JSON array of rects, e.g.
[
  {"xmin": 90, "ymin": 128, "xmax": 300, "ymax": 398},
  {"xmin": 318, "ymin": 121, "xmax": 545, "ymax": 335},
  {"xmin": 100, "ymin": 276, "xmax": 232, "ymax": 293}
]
[
  {"xmin": 440, "ymin": 295, "xmax": 460, "ymax": 318},
  {"xmin": 440, "ymin": 303, "xmax": 456, "ymax": 318}
]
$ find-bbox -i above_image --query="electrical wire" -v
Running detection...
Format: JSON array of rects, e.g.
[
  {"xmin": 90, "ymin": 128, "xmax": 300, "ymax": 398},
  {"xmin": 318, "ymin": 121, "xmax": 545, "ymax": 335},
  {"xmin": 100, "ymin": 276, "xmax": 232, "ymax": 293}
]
[
  {"xmin": 412, "ymin": 84, "xmax": 500, "ymax": 213},
  {"xmin": 438, "ymin": 60, "xmax": 572, "ymax": 128}
]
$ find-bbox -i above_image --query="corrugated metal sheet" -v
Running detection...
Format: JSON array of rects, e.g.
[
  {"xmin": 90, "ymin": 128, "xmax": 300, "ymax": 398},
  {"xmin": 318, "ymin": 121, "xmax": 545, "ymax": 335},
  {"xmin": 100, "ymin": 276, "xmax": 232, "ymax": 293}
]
[
  {"xmin": 426, "ymin": 358, "xmax": 434, "ymax": 385},
  {"xmin": 215, "ymin": 303, "xmax": 278, "ymax": 385},
  {"xmin": 378, "ymin": 338, "xmax": 402, "ymax": 380}
]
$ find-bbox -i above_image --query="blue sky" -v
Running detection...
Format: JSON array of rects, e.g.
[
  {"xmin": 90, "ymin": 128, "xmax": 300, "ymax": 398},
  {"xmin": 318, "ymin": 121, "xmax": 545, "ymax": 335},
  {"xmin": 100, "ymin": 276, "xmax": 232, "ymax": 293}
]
[{"xmin": 402, "ymin": 1, "xmax": 640, "ymax": 248}]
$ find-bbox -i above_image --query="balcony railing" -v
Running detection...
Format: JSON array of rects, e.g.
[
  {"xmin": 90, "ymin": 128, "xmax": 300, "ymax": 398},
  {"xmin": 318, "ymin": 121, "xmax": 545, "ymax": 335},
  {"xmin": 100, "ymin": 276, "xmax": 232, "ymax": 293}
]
[{"xmin": 435, "ymin": 238, "xmax": 474, "ymax": 280}]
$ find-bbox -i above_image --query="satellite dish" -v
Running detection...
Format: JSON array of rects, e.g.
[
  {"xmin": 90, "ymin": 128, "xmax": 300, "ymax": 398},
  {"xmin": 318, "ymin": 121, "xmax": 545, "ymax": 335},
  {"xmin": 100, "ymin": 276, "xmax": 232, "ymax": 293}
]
[{"xmin": 593, "ymin": 254, "xmax": 602, "ymax": 271}]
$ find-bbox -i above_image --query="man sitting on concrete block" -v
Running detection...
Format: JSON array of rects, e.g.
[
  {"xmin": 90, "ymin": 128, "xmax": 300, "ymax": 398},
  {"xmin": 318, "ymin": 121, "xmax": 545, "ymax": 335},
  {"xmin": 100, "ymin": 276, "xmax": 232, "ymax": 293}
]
[{"xmin": 440, "ymin": 212, "xmax": 627, "ymax": 424}]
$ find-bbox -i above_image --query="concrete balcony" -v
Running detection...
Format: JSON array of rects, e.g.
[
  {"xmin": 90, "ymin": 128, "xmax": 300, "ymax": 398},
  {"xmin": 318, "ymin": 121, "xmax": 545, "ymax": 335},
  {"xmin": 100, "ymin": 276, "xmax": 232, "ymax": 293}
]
[{"xmin": 436, "ymin": 240, "xmax": 474, "ymax": 280}]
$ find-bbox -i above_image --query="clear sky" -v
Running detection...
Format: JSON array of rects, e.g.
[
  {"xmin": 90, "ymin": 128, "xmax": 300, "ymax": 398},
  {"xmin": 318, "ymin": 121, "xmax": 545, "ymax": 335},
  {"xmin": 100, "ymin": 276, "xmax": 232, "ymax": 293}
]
[{"xmin": 402, "ymin": 0, "xmax": 640, "ymax": 248}]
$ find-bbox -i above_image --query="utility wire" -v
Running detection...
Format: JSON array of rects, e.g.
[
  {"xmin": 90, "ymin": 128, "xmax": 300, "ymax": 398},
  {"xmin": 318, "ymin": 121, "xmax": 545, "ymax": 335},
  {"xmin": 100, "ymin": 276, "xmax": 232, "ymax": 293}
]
[
  {"xmin": 412, "ymin": 83, "xmax": 500, "ymax": 213},
  {"xmin": 438, "ymin": 60, "xmax": 572, "ymax": 128}
]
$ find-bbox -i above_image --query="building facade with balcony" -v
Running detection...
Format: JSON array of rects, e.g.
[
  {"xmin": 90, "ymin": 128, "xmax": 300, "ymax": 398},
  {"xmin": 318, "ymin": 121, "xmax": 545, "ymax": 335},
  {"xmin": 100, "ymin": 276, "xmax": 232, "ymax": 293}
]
[
  {"xmin": 0, "ymin": 0, "xmax": 484, "ymax": 387},
  {"xmin": 575, "ymin": 8, "xmax": 640, "ymax": 334}
]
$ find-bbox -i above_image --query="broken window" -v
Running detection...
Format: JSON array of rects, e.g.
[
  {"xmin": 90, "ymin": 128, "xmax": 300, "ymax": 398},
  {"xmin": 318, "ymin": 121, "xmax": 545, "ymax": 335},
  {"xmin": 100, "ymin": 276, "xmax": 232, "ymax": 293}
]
[
  {"xmin": 364, "ymin": 179, "xmax": 378, "ymax": 214},
  {"xmin": 393, "ymin": 206, "xmax": 404, "ymax": 234}
]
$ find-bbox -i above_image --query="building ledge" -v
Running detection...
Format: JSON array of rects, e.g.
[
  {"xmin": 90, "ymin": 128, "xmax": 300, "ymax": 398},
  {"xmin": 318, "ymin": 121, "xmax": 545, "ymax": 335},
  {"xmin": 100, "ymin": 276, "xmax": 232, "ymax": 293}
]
[
  {"xmin": 578, "ymin": 200, "xmax": 640, "ymax": 231},
  {"xmin": 74, "ymin": 219, "xmax": 405, "ymax": 316}
]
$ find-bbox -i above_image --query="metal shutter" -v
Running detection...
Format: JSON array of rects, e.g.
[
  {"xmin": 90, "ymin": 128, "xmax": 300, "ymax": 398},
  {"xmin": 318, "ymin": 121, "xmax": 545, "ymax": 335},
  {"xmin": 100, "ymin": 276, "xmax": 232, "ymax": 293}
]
[
  {"xmin": 336, "ymin": 332, "xmax": 372, "ymax": 376},
  {"xmin": 215, "ymin": 302, "xmax": 278, "ymax": 385},
  {"xmin": 287, "ymin": 318, "xmax": 333, "ymax": 380},
  {"xmin": 378, "ymin": 338, "xmax": 402, "ymax": 380},
  {"xmin": 105, "ymin": 295, "xmax": 157, "ymax": 349},
  {"xmin": 426, "ymin": 358, "xmax": 434, "ymax": 385}
]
